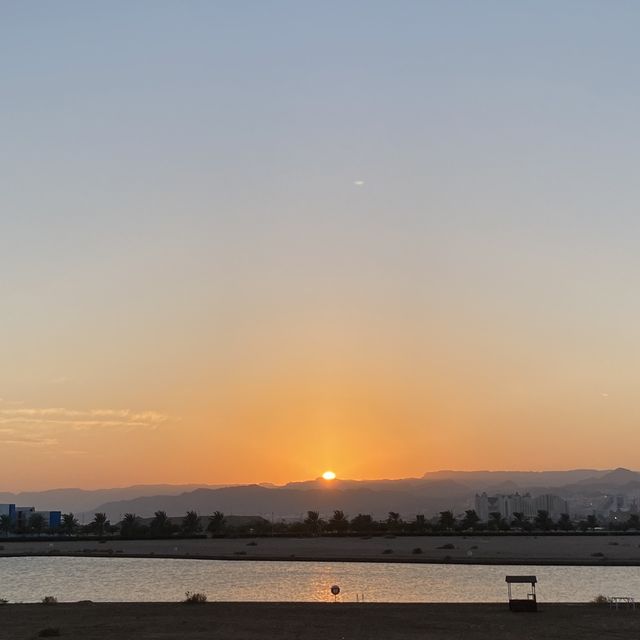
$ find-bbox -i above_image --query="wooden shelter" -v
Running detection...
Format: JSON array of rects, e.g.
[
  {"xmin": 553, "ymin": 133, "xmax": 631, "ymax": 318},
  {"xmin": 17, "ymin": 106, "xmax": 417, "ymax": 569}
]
[{"xmin": 505, "ymin": 575, "xmax": 537, "ymax": 612}]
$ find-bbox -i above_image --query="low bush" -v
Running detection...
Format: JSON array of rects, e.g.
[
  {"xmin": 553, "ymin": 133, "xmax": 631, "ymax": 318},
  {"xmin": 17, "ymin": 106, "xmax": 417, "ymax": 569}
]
[
  {"xmin": 382, "ymin": 548, "xmax": 394, "ymax": 554},
  {"xmin": 411, "ymin": 547, "xmax": 423, "ymax": 554},
  {"xmin": 591, "ymin": 594, "xmax": 609, "ymax": 606},
  {"xmin": 38, "ymin": 628, "xmax": 61, "ymax": 637},
  {"xmin": 591, "ymin": 552, "xmax": 605, "ymax": 558},
  {"xmin": 41, "ymin": 596, "xmax": 58, "ymax": 605},
  {"xmin": 438, "ymin": 543, "xmax": 455, "ymax": 550},
  {"xmin": 184, "ymin": 591, "xmax": 207, "ymax": 604}
]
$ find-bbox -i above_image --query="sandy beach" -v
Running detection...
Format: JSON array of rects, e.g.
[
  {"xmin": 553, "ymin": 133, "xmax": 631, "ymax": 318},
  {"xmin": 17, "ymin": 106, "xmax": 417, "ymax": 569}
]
[
  {"xmin": 0, "ymin": 602, "xmax": 635, "ymax": 640},
  {"xmin": 1, "ymin": 534, "xmax": 640, "ymax": 565}
]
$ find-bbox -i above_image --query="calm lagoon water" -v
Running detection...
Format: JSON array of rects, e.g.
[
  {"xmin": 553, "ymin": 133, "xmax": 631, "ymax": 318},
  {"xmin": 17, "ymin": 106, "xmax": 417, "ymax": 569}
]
[{"xmin": 1, "ymin": 557, "xmax": 638, "ymax": 603}]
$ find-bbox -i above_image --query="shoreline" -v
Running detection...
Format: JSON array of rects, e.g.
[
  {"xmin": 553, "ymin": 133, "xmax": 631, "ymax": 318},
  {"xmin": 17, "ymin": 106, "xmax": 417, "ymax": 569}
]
[
  {"xmin": 2, "ymin": 550, "xmax": 640, "ymax": 566},
  {"xmin": 2, "ymin": 534, "xmax": 640, "ymax": 566},
  {"xmin": 0, "ymin": 602, "xmax": 635, "ymax": 640}
]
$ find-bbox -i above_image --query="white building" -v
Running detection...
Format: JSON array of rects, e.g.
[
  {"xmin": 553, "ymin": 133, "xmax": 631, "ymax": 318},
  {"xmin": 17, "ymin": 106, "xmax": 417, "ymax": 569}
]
[{"xmin": 475, "ymin": 492, "xmax": 569, "ymax": 522}]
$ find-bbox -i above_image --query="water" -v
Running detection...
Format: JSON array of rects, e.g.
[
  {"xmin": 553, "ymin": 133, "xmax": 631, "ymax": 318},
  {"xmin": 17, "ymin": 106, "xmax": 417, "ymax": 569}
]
[{"xmin": 0, "ymin": 557, "xmax": 638, "ymax": 603}]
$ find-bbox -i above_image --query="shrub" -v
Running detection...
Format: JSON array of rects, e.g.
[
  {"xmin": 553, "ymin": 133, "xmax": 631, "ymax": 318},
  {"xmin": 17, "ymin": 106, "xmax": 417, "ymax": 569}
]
[
  {"xmin": 382, "ymin": 548, "xmax": 394, "ymax": 554},
  {"xmin": 184, "ymin": 591, "xmax": 207, "ymax": 604},
  {"xmin": 0, "ymin": 598, "xmax": 8, "ymax": 605},
  {"xmin": 412, "ymin": 547, "xmax": 423, "ymax": 554},
  {"xmin": 246, "ymin": 541, "xmax": 257, "ymax": 546},
  {"xmin": 591, "ymin": 552, "xmax": 605, "ymax": 558},
  {"xmin": 38, "ymin": 628, "xmax": 61, "ymax": 637},
  {"xmin": 41, "ymin": 596, "xmax": 58, "ymax": 605},
  {"xmin": 591, "ymin": 594, "xmax": 609, "ymax": 606},
  {"xmin": 438, "ymin": 543, "xmax": 455, "ymax": 550}
]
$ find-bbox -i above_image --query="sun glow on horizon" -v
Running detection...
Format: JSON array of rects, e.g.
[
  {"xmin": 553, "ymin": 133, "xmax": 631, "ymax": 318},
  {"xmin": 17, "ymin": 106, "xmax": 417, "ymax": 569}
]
[{"xmin": 322, "ymin": 470, "xmax": 337, "ymax": 481}]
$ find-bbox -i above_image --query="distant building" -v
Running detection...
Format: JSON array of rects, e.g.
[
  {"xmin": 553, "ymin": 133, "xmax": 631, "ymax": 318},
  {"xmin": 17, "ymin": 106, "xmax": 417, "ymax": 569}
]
[
  {"xmin": 532, "ymin": 494, "xmax": 569, "ymax": 519},
  {"xmin": 0, "ymin": 505, "xmax": 61, "ymax": 532},
  {"xmin": 0, "ymin": 504, "xmax": 16, "ymax": 521},
  {"xmin": 34, "ymin": 511, "xmax": 62, "ymax": 530},
  {"xmin": 475, "ymin": 492, "xmax": 569, "ymax": 522},
  {"xmin": 16, "ymin": 507, "xmax": 35, "ymax": 530}
]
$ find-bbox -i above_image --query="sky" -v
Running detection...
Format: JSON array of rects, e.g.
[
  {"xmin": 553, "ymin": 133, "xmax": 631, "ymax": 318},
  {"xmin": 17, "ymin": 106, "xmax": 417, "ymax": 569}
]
[{"xmin": 2, "ymin": 1, "xmax": 640, "ymax": 491}]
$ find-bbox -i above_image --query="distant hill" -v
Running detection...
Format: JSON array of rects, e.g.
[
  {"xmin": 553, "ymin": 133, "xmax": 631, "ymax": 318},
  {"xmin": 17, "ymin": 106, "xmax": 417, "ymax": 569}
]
[
  {"xmin": 4, "ymin": 469, "xmax": 638, "ymax": 520},
  {"xmin": 575, "ymin": 467, "xmax": 640, "ymax": 487},
  {"xmin": 90, "ymin": 469, "xmax": 638, "ymax": 521},
  {"xmin": 421, "ymin": 469, "xmax": 608, "ymax": 489},
  {"xmin": 92, "ymin": 483, "xmax": 473, "ymax": 522},
  {"xmin": 0, "ymin": 484, "xmax": 231, "ymax": 514}
]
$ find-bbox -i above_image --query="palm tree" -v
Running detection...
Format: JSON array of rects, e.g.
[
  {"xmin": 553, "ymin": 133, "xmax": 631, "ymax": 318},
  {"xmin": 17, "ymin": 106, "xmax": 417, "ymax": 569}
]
[
  {"xmin": 488, "ymin": 511, "xmax": 509, "ymax": 531},
  {"xmin": 460, "ymin": 510, "xmax": 480, "ymax": 531},
  {"xmin": 28, "ymin": 513, "xmax": 47, "ymax": 536},
  {"xmin": 510, "ymin": 512, "xmax": 527, "ymax": 529},
  {"xmin": 626, "ymin": 514, "xmax": 640, "ymax": 531},
  {"xmin": 533, "ymin": 510, "xmax": 553, "ymax": 531},
  {"xmin": 303, "ymin": 511, "xmax": 324, "ymax": 536},
  {"xmin": 386, "ymin": 512, "xmax": 403, "ymax": 533},
  {"xmin": 150, "ymin": 510, "xmax": 172, "ymax": 537},
  {"xmin": 327, "ymin": 510, "xmax": 349, "ymax": 534},
  {"xmin": 557, "ymin": 513, "xmax": 573, "ymax": 531},
  {"xmin": 0, "ymin": 514, "xmax": 12, "ymax": 536},
  {"xmin": 349, "ymin": 513, "xmax": 373, "ymax": 534},
  {"xmin": 412, "ymin": 514, "xmax": 428, "ymax": 534},
  {"xmin": 438, "ymin": 510, "xmax": 456, "ymax": 531},
  {"xmin": 92, "ymin": 513, "xmax": 109, "ymax": 537},
  {"xmin": 207, "ymin": 511, "xmax": 226, "ymax": 536},
  {"xmin": 61, "ymin": 513, "xmax": 79, "ymax": 536},
  {"xmin": 181, "ymin": 510, "xmax": 202, "ymax": 536},
  {"xmin": 120, "ymin": 513, "xmax": 139, "ymax": 538}
]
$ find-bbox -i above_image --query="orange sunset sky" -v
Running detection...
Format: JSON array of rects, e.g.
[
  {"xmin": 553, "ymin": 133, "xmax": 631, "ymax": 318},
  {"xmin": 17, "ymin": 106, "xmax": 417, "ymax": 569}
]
[{"xmin": 3, "ymin": 3, "xmax": 640, "ymax": 491}]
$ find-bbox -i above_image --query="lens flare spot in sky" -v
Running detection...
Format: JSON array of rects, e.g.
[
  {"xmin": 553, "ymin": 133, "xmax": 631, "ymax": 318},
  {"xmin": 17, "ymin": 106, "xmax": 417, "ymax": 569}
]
[{"xmin": 322, "ymin": 471, "xmax": 336, "ymax": 480}]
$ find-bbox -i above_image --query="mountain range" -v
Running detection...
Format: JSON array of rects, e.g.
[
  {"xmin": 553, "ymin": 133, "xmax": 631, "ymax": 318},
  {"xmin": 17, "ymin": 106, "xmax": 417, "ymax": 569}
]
[{"xmin": 4, "ymin": 468, "xmax": 639, "ymax": 522}]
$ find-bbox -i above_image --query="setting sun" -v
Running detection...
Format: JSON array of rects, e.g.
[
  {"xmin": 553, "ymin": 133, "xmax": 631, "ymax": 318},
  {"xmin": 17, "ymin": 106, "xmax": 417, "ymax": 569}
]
[{"xmin": 322, "ymin": 471, "xmax": 336, "ymax": 481}]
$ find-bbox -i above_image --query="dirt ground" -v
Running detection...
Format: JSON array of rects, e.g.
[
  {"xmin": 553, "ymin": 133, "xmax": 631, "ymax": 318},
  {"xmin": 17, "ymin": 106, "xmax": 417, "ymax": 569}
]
[
  {"xmin": 2, "ymin": 534, "xmax": 640, "ymax": 565},
  {"xmin": 0, "ymin": 602, "xmax": 636, "ymax": 640}
]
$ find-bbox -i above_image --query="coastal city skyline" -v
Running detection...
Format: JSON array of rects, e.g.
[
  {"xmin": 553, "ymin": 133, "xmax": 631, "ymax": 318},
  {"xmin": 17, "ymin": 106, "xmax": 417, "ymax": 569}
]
[{"xmin": 4, "ymin": 2, "xmax": 640, "ymax": 492}]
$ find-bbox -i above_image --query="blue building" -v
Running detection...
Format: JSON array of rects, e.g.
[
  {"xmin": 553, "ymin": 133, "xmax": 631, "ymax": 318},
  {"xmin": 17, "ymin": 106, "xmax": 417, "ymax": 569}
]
[
  {"xmin": 0, "ymin": 504, "xmax": 16, "ymax": 522},
  {"xmin": 0, "ymin": 504, "xmax": 62, "ymax": 532}
]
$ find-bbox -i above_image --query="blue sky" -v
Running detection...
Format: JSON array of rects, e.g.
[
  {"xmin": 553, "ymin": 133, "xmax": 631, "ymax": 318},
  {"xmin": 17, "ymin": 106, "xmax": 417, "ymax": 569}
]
[{"xmin": 2, "ymin": 2, "xmax": 640, "ymax": 489}]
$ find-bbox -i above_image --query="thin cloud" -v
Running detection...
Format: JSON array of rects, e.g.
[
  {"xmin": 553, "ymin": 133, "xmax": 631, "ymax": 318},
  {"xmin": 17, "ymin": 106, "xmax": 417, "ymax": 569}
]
[
  {"xmin": 0, "ymin": 407, "xmax": 170, "ymax": 430},
  {"xmin": 0, "ymin": 428, "xmax": 58, "ymax": 447}
]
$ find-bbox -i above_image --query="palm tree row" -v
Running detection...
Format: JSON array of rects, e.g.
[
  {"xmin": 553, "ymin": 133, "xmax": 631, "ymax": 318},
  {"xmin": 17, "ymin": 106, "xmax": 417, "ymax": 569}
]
[
  {"xmin": 118, "ymin": 510, "xmax": 227, "ymax": 539},
  {"xmin": 0, "ymin": 509, "xmax": 222, "ymax": 538},
  {"xmin": 0, "ymin": 508, "xmax": 633, "ymax": 538}
]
